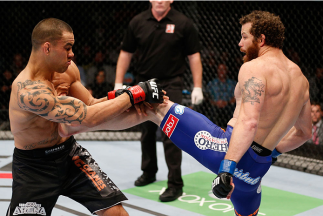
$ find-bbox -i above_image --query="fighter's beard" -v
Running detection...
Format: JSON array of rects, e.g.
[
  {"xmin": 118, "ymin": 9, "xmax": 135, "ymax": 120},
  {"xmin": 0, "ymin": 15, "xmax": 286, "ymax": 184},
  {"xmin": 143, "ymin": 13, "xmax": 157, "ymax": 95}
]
[{"xmin": 243, "ymin": 41, "xmax": 260, "ymax": 63}]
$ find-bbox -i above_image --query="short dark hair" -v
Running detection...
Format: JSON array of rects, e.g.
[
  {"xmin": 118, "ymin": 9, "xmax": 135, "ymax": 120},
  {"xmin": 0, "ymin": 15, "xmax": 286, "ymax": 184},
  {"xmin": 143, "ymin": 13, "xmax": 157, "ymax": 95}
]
[
  {"xmin": 31, "ymin": 18, "xmax": 73, "ymax": 50},
  {"xmin": 239, "ymin": 10, "xmax": 285, "ymax": 49},
  {"xmin": 311, "ymin": 101, "xmax": 322, "ymax": 109},
  {"xmin": 95, "ymin": 69, "xmax": 106, "ymax": 77}
]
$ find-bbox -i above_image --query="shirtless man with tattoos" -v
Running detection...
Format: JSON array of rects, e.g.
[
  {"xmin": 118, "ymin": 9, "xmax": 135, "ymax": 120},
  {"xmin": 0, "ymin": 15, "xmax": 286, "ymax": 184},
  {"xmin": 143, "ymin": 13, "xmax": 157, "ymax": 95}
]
[
  {"xmin": 7, "ymin": 18, "xmax": 164, "ymax": 216},
  {"xmin": 59, "ymin": 11, "xmax": 312, "ymax": 216}
]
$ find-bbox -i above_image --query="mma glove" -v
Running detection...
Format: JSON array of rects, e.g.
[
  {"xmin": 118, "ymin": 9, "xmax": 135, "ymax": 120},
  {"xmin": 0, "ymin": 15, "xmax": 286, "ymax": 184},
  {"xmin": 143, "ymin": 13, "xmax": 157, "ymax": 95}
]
[
  {"xmin": 212, "ymin": 159, "xmax": 236, "ymax": 199},
  {"xmin": 107, "ymin": 88, "xmax": 128, "ymax": 100},
  {"xmin": 107, "ymin": 78, "xmax": 164, "ymax": 105},
  {"xmin": 271, "ymin": 148, "xmax": 282, "ymax": 165}
]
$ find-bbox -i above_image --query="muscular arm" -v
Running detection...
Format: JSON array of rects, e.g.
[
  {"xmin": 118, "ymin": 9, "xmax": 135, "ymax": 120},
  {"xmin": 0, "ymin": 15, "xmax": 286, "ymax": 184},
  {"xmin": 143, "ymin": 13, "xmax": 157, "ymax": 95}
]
[
  {"xmin": 115, "ymin": 50, "xmax": 133, "ymax": 85},
  {"xmin": 58, "ymin": 106, "xmax": 152, "ymax": 137},
  {"xmin": 187, "ymin": 52, "xmax": 203, "ymax": 88},
  {"xmin": 225, "ymin": 63, "xmax": 266, "ymax": 163},
  {"xmin": 276, "ymin": 99, "xmax": 312, "ymax": 153},
  {"xmin": 58, "ymin": 100, "xmax": 171, "ymax": 137},
  {"xmin": 70, "ymin": 80, "xmax": 107, "ymax": 105},
  {"xmin": 68, "ymin": 62, "xmax": 107, "ymax": 105},
  {"xmin": 17, "ymin": 80, "xmax": 132, "ymax": 128}
]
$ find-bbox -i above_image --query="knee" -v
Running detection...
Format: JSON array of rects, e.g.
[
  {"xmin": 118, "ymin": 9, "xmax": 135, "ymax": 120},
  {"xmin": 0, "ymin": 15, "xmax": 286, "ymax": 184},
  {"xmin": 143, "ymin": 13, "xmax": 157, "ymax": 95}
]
[
  {"xmin": 96, "ymin": 204, "xmax": 129, "ymax": 216},
  {"xmin": 114, "ymin": 209, "xmax": 129, "ymax": 216}
]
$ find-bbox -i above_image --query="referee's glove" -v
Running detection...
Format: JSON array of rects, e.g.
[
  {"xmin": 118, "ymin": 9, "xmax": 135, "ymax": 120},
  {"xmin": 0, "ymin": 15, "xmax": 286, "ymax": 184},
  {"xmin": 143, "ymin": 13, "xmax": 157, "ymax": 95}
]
[
  {"xmin": 191, "ymin": 87, "xmax": 203, "ymax": 105},
  {"xmin": 114, "ymin": 83, "xmax": 124, "ymax": 90}
]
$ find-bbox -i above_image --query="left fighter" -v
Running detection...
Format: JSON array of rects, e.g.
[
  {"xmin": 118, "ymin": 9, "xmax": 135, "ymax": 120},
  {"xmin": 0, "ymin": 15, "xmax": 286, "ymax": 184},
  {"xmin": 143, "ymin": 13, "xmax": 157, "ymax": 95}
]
[{"xmin": 7, "ymin": 18, "xmax": 164, "ymax": 216}]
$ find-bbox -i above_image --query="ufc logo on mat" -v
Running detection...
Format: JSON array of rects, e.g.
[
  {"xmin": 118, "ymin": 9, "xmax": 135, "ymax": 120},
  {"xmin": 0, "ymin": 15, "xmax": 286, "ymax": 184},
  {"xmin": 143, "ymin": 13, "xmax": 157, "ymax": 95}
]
[{"xmin": 162, "ymin": 114, "xmax": 179, "ymax": 138}]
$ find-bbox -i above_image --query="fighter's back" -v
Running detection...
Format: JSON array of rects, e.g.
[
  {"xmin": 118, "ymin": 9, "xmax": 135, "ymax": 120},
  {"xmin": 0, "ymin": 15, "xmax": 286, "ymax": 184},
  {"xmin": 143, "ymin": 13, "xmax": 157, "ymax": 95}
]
[{"xmin": 253, "ymin": 50, "xmax": 309, "ymax": 149}]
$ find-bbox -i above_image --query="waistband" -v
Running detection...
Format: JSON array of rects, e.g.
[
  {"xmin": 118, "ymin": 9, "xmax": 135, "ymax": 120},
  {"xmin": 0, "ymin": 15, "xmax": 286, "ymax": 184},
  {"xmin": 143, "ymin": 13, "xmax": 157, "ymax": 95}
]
[
  {"xmin": 248, "ymin": 141, "xmax": 272, "ymax": 164},
  {"xmin": 14, "ymin": 136, "xmax": 75, "ymax": 158},
  {"xmin": 250, "ymin": 141, "xmax": 272, "ymax": 156}
]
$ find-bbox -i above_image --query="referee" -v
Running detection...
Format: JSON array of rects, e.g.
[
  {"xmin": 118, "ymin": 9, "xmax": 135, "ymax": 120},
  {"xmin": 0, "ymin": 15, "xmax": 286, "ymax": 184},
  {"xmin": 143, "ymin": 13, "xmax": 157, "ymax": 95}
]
[{"xmin": 114, "ymin": 0, "xmax": 203, "ymax": 202}]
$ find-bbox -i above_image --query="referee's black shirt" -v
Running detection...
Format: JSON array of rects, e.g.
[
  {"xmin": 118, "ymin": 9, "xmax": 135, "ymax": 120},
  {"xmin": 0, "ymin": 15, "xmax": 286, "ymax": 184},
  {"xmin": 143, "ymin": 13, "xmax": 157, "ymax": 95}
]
[{"xmin": 121, "ymin": 8, "xmax": 201, "ymax": 79}]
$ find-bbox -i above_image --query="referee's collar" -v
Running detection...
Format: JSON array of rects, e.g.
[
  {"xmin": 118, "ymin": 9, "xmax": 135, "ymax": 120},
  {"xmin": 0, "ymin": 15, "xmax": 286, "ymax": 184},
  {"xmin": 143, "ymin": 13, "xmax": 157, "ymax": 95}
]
[{"xmin": 144, "ymin": 7, "xmax": 175, "ymax": 22}]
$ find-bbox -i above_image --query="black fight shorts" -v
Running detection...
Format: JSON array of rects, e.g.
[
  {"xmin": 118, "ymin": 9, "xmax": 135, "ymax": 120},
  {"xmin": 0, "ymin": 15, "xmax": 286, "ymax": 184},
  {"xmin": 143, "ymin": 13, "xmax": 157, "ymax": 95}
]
[{"xmin": 7, "ymin": 136, "xmax": 127, "ymax": 215}]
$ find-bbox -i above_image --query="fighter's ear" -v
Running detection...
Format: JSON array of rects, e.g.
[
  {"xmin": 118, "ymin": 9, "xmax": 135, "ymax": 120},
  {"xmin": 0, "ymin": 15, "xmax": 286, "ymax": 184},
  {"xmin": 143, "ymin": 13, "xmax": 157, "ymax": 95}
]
[
  {"xmin": 259, "ymin": 34, "xmax": 265, "ymax": 47},
  {"xmin": 43, "ymin": 42, "xmax": 50, "ymax": 55}
]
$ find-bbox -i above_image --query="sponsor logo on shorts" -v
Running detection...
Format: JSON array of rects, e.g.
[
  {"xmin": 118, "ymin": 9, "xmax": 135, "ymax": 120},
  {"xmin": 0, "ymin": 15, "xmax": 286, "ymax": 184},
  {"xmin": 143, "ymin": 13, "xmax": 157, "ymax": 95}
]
[
  {"xmin": 174, "ymin": 105, "xmax": 185, "ymax": 115},
  {"xmin": 44, "ymin": 144, "xmax": 65, "ymax": 155},
  {"xmin": 72, "ymin": 156, "xmax": 107, "ymax": 192},
  {"xmin": 194, "ymin": 131, "xmax": 228, "ymax": 152},
  {"xmin": 13, "ymin": 202, "xmax": 46, "ymax": 215},
  {"xmin": 233, "ymin": 169, "xmax": 260, "ymax": 185},
  {"xmin": 162, "ymin": 114, "xmax": 179, "ymax": 138},
  {"xmin": 251, "ymin": 144, "xmax": 263, "ymax": 154}
]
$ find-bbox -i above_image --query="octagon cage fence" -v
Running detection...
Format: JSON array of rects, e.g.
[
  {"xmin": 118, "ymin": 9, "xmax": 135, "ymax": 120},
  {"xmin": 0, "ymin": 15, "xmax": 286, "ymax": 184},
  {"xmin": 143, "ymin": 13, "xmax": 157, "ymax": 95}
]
[{"xmin": 0, "ymin": 1, "xmax": 322, "ymax": 175}]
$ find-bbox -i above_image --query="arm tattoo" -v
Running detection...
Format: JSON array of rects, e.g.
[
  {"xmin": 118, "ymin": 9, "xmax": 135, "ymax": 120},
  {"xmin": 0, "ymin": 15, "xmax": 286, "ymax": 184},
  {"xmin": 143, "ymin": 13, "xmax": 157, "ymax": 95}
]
[
  {"xmin": 17, "ymin": 80, "xmax": 87, "ymax": 124},
  {"xmin": 241, "ymin": 77, "xmax": 265, "ymax": 105}
]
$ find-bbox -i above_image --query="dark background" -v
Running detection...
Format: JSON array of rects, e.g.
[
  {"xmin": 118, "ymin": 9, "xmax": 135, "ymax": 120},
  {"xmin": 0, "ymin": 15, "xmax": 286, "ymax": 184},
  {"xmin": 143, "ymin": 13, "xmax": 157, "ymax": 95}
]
[{"xmin": 0, "ymin": 1, "xmax": 322, "ymax": 169}]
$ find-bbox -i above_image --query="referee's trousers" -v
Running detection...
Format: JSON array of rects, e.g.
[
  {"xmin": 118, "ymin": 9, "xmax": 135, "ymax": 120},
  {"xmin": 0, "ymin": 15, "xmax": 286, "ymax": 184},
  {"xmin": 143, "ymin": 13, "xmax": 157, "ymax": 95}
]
[{"xmin": 140, "ymin": 83, "xmax": 183, "ymax": 189}]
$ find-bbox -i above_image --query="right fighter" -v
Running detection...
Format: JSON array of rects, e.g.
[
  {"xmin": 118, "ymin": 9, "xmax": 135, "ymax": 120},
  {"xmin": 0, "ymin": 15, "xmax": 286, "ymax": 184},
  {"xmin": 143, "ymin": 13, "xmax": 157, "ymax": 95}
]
[{"xmin": 60, "ymin": 11, "xmax": 311, "ymax": 216}]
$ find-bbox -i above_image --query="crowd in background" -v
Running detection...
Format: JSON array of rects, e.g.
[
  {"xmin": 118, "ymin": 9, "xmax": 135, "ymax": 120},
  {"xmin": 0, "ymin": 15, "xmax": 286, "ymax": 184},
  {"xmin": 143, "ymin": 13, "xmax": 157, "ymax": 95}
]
[
  {"xmin": 1, "ymin": 47, "xmax": 322, "ymax": 144},
  {"xmin": 0, "ymin": 2, "xmax": 322, "ymax": 149}
]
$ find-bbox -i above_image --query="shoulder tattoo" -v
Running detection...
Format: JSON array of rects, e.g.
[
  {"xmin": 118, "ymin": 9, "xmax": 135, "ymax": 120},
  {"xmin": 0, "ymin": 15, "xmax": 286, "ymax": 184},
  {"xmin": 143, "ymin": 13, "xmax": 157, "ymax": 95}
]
[
  {"xmin": 17, "ymin": 80, "xmax": 87, "ymax": 124},
  {"xmin": 241, "ymin": 77, "xmax": 265, "ymax": 105}
]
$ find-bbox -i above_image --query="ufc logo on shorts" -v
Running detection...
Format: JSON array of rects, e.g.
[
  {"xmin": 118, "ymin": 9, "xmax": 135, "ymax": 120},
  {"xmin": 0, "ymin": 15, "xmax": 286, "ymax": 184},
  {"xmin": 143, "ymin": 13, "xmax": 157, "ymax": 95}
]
[
  {"xmin": 162, "ymin": 114, "xmax": 179, "ymax": 138},
  {"xmin": 149, "ymin": 80, "xmax": 159, "ymax": 99}
]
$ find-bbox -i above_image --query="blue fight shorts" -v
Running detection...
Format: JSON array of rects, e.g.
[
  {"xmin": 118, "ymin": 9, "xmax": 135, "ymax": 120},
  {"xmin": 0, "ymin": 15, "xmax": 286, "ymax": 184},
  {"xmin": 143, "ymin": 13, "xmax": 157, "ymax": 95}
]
[{"xmin": 160, "ymin": 103, "xmax": 272, "ymax": 216}]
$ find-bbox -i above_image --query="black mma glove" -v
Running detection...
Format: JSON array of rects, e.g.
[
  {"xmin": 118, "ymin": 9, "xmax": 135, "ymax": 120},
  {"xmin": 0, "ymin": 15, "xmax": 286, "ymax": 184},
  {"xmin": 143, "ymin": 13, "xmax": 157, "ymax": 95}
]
[
  {"xmin": 271, "ymin": 148, "xmax": 282, "ymax": 165},
  {"xmin": 212, "ymin": 172, "xmax": 233, "ymax": 198},
  {"xmin": 107, "ymin": 86, "xmax": 131, "ymax": 100},
  {"xmin": 107, "ymin": 78, "xmax": 164, "ymax": 106},
  {"xmin": 212, "ymin": 159, "xmax": 236, "ymax": 199},
  {"xmin": 129, "ymin": 78, "xmax": 164, "ymax": 104},
  {"xmin": 107, "ymin": 89, "xmax": 125, "ymax": 100}
]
